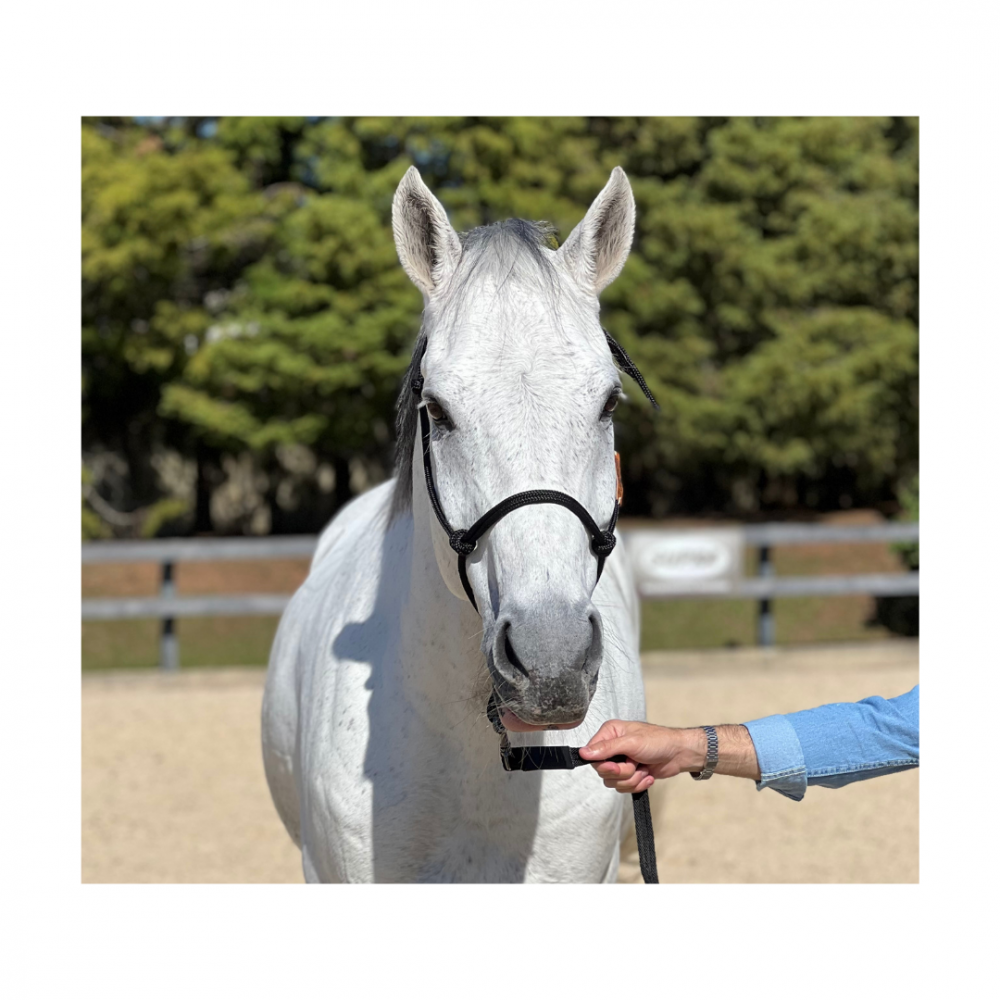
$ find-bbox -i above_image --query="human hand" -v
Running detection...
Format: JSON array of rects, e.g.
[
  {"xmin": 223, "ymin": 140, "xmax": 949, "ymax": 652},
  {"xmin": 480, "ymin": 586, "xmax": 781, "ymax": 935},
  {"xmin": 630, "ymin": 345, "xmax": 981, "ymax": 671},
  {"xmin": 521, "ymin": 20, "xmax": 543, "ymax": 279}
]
[{"xmin": 578, "ymin": 720, "xmax": 706, "ymax": 793}]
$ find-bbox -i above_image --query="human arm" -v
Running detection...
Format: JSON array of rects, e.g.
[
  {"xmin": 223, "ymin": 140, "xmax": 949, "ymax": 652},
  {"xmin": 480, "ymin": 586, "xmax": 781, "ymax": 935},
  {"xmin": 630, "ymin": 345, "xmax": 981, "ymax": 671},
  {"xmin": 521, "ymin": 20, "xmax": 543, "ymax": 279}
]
[
  {"xmin": 577, "ymin": 721, "xmax": 761, "ymax": 793},
  {"xmin": 579, "ymin": 685, "xmax": 919, "ymax": 800},
  {"xmin": 745, "ymin": 684, "xmax": 919, "ymax": 800}
]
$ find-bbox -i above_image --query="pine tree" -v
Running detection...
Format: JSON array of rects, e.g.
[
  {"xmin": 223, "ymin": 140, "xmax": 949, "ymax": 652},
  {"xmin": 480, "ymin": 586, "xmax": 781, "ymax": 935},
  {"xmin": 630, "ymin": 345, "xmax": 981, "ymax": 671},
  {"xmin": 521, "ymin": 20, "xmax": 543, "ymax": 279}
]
[{"xmin": 82, "ymin": 117, "xmax": 918, "ymax": 534}]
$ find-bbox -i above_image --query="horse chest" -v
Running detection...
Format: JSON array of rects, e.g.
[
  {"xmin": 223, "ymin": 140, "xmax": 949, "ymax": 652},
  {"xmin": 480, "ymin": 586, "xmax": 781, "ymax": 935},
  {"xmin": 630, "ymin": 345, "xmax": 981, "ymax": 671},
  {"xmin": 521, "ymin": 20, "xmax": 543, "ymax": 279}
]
[{"xmin": 303, "ymin": 702, "xmax": 621, "ymax": 883}]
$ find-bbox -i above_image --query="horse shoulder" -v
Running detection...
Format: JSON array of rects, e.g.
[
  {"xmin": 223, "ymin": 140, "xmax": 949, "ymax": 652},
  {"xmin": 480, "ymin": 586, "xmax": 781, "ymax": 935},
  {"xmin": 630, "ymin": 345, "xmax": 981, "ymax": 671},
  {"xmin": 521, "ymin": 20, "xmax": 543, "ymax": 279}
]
[{"xmin": 262, "ymin": 480, "xmax": 401, "ymax": 863}]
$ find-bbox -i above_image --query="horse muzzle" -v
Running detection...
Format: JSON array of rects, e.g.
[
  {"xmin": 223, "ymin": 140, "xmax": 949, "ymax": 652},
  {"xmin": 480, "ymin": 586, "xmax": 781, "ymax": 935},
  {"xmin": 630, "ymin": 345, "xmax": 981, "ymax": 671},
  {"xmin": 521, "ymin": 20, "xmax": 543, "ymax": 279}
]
[{"xmin": 487, "ymin": 602, "xmax": 603, "ymax": 728}]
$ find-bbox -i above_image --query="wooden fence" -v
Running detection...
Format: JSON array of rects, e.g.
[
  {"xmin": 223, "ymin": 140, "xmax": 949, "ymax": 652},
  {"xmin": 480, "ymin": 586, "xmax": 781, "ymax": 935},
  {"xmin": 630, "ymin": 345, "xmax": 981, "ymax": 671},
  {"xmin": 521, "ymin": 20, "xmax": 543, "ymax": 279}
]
[{"xmin": 82, "ymin": 522, "xmax": 919, "ymax": 668}]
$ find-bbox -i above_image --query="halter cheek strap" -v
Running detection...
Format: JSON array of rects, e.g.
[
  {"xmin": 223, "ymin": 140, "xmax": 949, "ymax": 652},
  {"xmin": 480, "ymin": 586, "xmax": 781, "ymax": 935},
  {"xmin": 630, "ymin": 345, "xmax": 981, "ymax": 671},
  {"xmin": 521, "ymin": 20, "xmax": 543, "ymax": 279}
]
[{"xmin": 411, "ymin": 329, "xmax": 657, "ymax": 613}]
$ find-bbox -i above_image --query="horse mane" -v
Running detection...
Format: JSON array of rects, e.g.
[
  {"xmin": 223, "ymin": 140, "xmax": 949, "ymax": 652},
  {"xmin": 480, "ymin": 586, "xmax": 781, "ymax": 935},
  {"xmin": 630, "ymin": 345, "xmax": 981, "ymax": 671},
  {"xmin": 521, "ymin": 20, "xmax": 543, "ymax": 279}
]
[{"xmin": 389, "ymin": 219, "xmax": 558, "ymax": 519}]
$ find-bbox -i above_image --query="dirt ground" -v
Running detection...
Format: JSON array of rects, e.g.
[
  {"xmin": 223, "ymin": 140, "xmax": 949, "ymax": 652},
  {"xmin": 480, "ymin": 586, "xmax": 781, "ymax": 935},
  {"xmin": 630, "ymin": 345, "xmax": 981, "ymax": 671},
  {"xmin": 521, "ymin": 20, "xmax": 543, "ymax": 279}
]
[{"xmin": 82, "ymin": 640, "xmax": 918, "ymax": 883}]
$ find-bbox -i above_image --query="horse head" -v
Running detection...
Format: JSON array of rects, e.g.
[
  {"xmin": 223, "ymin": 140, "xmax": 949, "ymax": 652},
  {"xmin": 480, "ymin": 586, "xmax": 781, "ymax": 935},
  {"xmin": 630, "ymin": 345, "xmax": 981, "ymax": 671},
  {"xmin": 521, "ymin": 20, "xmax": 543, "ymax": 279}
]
[{"xmin": 391, "ymin": 165, "xmax": 636, "ymax": 731}]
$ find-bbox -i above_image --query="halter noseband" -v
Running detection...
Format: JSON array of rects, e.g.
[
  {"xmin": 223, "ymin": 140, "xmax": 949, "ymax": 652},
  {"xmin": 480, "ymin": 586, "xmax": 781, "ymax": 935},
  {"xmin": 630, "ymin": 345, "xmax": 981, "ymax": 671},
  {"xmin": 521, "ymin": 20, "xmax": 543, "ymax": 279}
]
[{"xmin": 411, "ymin": 329, "xmax": 658, "ymax": 612}]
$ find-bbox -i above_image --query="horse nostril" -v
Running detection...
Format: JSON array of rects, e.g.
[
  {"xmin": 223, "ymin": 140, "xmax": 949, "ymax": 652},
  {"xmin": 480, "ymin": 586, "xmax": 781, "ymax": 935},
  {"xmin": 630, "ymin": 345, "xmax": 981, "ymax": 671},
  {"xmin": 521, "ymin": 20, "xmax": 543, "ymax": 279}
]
[{"xmin": 503, "ymin": 626, "xmax": 530, "ymax": 679}]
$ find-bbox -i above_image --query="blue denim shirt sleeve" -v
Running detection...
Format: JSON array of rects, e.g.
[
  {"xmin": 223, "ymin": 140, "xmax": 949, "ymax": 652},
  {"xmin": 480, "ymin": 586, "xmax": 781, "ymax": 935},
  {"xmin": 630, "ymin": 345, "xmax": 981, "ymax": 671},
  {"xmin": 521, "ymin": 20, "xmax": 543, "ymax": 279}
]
[{"xmin": 742, "ymin": 685, "xmax": 919, "ymax": 801}]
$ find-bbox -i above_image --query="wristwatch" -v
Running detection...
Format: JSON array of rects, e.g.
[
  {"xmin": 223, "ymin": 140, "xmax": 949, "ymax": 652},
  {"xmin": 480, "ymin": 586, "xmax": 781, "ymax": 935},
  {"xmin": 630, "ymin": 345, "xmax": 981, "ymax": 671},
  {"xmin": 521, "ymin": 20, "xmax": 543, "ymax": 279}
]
[{"xmin": 690, "ymin": 725, "xmax": 719, "ymax": 781}]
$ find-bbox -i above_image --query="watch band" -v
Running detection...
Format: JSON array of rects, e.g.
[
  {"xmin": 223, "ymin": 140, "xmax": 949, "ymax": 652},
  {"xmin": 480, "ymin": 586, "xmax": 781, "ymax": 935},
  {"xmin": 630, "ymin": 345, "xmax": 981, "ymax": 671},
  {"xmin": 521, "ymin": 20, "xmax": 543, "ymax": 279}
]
[{"xmin": 690, "ymin": 725, "xmax": 719, "ymax": 781}]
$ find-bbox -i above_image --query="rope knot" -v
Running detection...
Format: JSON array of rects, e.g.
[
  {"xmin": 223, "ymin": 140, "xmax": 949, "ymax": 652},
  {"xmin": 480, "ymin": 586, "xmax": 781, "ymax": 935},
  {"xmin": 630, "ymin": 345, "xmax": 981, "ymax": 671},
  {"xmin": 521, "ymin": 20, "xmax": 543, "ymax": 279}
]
[
  {"xmin": 591, "ymin": 531, "xmax": 617, "ymax": 557},
  {"xmin": 449, "ymin": 531, "xmax": 476, "ymax": 556}
]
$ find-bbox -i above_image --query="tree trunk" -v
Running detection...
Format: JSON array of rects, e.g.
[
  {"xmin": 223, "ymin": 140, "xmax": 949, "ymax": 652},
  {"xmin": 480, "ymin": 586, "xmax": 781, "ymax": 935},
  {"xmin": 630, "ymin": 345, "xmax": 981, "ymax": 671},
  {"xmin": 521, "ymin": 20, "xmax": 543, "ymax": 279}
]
[
  {"xmin": 123, "ymin": 416, "xmax": 157, "ymax": 508},
  {"xmin": 333, "ymin": 455, "xmax": 352, "ymax": 512},
  {"xmin": 194, "ymin": 443, "xmax": 215, "ymax": 534}
]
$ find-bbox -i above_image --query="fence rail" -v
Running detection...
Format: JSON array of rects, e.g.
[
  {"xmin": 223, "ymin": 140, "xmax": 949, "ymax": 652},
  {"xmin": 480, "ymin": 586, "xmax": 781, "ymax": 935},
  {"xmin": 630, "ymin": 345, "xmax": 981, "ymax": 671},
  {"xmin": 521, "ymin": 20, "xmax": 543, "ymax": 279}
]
[
  {"xmin": 741, "ymin": 523, "xmax": 919, "ymax": 545},
  {"xmin": 81, "ymin": 594, "xmax": 294, "ymax": 621},
  {"xmin": 82, "ymin": 522, "xmax": 918, "ymax": 667},
  {"xmin": 642, "ymin": 572, "xmax": 919, "ymax": 601},
  {"xmin": 81, "ymin": 535, "xmax": 319, "ymax": 564}
]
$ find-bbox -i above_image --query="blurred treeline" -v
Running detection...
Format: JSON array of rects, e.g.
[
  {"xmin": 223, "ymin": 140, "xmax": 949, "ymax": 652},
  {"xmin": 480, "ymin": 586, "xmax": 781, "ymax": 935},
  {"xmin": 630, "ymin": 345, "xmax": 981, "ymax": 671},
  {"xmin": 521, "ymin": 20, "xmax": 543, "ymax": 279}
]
[{"xmin": 82, "ymin": 117, "xmax": 918, "ymax": 538}]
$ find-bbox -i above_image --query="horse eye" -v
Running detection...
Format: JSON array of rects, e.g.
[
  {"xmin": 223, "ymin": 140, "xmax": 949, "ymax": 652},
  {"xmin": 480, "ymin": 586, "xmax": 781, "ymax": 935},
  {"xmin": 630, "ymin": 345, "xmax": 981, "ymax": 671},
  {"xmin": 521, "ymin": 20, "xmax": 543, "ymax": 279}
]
[
  {"xmin": 426, "ymin": 401, "xmax": 447, "ymax": 422},
  {"xmin": 603, "ymin": 393, "xmax": 619, "ymax": 415}
]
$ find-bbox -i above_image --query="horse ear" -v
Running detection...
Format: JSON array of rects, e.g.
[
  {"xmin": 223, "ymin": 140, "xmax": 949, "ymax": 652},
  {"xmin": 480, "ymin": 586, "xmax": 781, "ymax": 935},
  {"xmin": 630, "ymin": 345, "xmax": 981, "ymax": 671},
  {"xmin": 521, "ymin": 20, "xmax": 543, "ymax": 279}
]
[
  {"xmin": 556, "ymin": 166, "xmax": 635, "ymax": 295},
  {"xmin": 392, "ymin": 166, "xmax": 463, "ymax": 298}
]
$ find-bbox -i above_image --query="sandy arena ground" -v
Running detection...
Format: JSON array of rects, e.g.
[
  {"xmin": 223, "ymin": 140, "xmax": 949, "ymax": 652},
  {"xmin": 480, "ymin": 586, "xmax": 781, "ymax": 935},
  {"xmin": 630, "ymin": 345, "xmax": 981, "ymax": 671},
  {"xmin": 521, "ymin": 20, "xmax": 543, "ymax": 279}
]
[{"xmin": 82, "ymin": 640, "xmax": 918, "ymax": 883}]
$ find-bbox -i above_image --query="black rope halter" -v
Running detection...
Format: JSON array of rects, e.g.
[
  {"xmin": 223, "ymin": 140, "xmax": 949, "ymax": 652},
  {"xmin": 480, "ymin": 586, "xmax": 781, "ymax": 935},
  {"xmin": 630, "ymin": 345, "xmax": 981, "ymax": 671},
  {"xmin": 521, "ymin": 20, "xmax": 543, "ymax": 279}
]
[
  {"xmin": 412, "ymin": 328, "xmax": 657, "ymax": 612},
  {"xmin": 412, "ymin": 327, "xmax": 660, "ymax": 884}
]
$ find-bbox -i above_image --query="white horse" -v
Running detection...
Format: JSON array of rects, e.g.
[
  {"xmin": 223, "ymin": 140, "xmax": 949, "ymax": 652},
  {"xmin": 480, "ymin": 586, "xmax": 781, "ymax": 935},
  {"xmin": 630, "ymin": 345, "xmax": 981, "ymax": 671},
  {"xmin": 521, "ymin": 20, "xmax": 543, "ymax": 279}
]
[{"xmin": 262, "ymin": 166, "xmax": 647, "ymax": 882}]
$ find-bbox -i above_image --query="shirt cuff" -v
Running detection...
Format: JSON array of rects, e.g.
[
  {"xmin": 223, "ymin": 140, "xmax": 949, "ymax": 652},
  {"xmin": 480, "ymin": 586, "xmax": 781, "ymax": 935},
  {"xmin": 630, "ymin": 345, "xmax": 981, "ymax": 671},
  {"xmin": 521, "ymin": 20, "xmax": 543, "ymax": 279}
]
[{"xmin": 743, "ymin": 714, "xmax": 808, "ymax": 801}]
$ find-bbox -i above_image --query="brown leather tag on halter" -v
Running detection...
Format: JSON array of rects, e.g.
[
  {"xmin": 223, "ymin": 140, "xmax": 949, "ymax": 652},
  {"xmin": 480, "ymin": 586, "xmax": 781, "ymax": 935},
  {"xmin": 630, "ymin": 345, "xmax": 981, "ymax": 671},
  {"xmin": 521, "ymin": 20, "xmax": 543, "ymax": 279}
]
[{"xmin": 615, "ymin": 452, "xmax": 624, "ymax": 506}]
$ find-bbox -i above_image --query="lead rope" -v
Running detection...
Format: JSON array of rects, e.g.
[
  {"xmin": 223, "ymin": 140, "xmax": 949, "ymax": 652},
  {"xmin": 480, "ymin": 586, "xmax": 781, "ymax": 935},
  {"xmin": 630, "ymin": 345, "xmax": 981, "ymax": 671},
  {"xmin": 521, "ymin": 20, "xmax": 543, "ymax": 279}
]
[
  {"xmin": 486, "ymin": 692, "xmax": 659, "ymax": 883},
  {"xmin": 629, "ymin": 788, "xmax": 659, "ymax": 884}
]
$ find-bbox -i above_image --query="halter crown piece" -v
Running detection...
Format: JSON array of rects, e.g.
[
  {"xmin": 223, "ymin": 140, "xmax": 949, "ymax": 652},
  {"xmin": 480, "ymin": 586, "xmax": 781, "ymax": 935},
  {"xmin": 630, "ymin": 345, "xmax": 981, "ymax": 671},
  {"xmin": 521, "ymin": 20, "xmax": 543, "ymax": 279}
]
[
  {"xmin": 412, "ymin": 328, "xmax": 661, "ymax": 885},
  {"xmin": 411, "ymin": 329, "xmax": 658, "ymax": 612}
]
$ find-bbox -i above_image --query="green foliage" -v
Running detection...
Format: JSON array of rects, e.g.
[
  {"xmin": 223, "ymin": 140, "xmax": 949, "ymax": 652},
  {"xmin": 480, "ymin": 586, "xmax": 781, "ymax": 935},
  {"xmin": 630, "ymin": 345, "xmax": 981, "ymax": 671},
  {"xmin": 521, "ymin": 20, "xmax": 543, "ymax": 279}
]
[
  {"xmin": 82, "ymin": 463, "xmax": 191, "ymax": 539},
  {"xmin": 604, "ymin": 116, "xmax": 918, "ymax": 513},
  {"xmin": 139, "ymin": 497, "xmax": 192, "ymax": 538},
  {"xmin": 869, "ymin": 472, "xmax": 919, "ymax": 637},
  {"xmin": 82, "ymin": 468, "xmax": 110, "ymax": 540},
  {"xmin": 894, "ymin": 475, "xmax": 919, "ymax": 570},
  {"xmin": 82, "ymin": 117, "xmax": 918, "ymax": 530}
]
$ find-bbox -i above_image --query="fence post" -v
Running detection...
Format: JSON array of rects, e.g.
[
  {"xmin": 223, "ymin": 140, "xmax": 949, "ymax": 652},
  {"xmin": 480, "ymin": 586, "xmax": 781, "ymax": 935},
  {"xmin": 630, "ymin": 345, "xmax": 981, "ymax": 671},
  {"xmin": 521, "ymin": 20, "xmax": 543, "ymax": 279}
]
[
  {"xmin": 757, "ymin": 544, "xmax": 774, "ymax": 647},
  {"xmin": 160, "ymin": 560, "xmax": 179, "ymax": 671}
]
